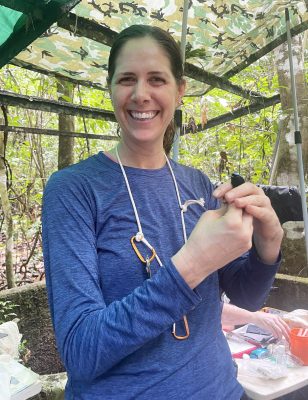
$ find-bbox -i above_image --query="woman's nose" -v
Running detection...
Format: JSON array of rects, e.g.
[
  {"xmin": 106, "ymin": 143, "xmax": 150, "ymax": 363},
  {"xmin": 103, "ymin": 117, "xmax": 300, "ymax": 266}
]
[{"xmin": 131, "ymin": 81, "xmax": 150, "ymax": 103}]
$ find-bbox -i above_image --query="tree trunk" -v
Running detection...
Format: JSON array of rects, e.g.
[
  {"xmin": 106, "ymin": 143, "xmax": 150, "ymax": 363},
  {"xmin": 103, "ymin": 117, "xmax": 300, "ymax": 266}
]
[
  {"xmin": 0, "ymin": 118, "xmax": 15, "ymax": 288},
  {"xmin": 272, "ymin": 34, "xmax": 308, "ymax": 275},
  {"xmin": 57, "ymin": 80, "xmax": 75, "ymax": 170}
]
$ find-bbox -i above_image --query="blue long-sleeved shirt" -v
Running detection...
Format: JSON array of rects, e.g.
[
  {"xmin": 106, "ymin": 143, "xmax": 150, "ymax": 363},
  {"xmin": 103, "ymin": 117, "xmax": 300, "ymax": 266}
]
[{"xmin": 42, "ymin": 152, "xmax": 280, "ymax": 399}]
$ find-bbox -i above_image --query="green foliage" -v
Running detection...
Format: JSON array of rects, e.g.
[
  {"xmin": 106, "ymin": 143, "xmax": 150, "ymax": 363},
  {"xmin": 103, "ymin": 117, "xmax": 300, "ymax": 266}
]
[
  {"xmin": 179, "ymin": 56, "xmax": 281, "ymax": 184},
  {"xmin": 0, "ymin": 300, "xmax": 18, "ymax": 323},
  {"xmin": 18, "ymin": 338, "xmax": 31, "ymax": 365},
  {"xmin": 0, "ymin": 52, "xmax": 293, "ymax": 288}
]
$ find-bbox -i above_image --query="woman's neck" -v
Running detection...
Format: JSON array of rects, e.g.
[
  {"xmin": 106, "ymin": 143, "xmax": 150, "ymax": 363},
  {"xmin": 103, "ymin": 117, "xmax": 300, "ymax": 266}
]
[{"xmin": 106, "ymin": 142, "xmax": 167, "ymax": 169}]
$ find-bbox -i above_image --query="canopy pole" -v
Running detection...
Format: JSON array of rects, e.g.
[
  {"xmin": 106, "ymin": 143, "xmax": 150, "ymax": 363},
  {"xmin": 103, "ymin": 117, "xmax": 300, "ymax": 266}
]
[
  {"xmin": 285, "ymin": 8, "xmax": 308, "ymax": 264},
  {"xmin": 173, "ymin": 0, "xmax": 189, "ymax": 161}
]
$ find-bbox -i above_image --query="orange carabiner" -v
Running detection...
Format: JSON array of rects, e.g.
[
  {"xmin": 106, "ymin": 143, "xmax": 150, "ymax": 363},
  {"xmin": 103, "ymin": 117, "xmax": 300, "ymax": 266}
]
[
  {"xmin": 172, "ymin": 315, "xmax": 190, "ymax": 340},
  {"xmin": 131, "ymin": 236, "xmax": 156, "ymax": 264}
]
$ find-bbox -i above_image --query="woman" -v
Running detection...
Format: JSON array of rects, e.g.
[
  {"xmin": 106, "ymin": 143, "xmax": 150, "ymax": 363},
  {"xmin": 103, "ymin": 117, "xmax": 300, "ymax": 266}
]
[{"xmin": 42, "ymin": 25, "xmax": 283, "ymax": 399}]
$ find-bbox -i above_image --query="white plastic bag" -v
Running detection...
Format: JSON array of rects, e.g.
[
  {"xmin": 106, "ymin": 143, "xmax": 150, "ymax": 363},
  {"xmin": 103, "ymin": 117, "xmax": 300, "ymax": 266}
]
[
  {"xmin": 283, "ymin": 309, "xmax": 308, "ymax": 329},
  {"xmin": 0, "ymin": 354, "xmax": 40, "ymax": 400},
  {"xmin": 0, "ymin": 369, "xmax": 11, "ymax": 400},
  {"xmin": 0, "ymin": 355, "xmax": 12, "ymax": 400},
  {"xmin": 240, "ymin": 356, "xmax": 288, "ymax": 380},
  {"xmin": 0, "ymin": 321, "xmax": 22, "ymax": 358}
]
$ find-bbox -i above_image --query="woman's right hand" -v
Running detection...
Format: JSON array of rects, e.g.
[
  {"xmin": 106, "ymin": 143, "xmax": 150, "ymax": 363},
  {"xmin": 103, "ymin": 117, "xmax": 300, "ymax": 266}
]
[{"xmin": 172, "ymin": 203, "xmax": 253, "ymax": 289}]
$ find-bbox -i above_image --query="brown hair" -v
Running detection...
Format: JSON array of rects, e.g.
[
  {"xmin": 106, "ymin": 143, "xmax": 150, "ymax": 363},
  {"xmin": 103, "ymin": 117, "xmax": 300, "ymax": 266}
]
[{"xmin": 107, "ymin": 25, "xmax": 184, "ymax": 155}]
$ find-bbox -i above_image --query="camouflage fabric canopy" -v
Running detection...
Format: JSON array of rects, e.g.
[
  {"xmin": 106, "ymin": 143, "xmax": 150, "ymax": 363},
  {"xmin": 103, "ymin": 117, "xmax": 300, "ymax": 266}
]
[{"xmin": 0, "ymin": 0, "xmax": 307, "ymax": 97}]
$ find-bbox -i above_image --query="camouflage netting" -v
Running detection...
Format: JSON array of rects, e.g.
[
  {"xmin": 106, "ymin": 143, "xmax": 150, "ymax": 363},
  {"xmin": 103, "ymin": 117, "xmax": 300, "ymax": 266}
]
[{"xmin": 0, "ymin": 0, "xmax": 307, "ymax": 96}]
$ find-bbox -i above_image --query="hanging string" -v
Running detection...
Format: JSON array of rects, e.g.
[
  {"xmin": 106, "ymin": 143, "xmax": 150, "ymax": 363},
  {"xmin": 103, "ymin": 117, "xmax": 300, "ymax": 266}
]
[
  {"xmin": 115, "ymin": 146, "xmax": 204, "ymax": 264},
  {"xmin": 115, "ymin": 146, "xmax": 205, "ymax": 340}
]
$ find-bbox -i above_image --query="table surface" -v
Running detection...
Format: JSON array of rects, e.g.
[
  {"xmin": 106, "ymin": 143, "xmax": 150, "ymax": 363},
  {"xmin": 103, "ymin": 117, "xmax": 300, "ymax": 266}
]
[{"xmin": 236, "ymin": 359, "xmax": 308, "ymax": 400}]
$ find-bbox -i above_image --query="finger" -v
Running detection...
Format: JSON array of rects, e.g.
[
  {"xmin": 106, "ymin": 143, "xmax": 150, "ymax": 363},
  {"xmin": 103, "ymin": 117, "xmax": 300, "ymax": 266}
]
[
  {"xmin": 202, "ymin": 207, "xmax": 227, "ymax": 221},
  {"xmin": 272, "ymin": 322, "xmax": 284, "ymax": 339},
  {"xmin": 275, "ymin": 322, "xmax": 289, "ymax": 340},
  {"xmin": 224, "ymin": 205, "xmax": 254, "ymax": 242},
  {"xmin": 212, "ymin": 182, "xmax": 233, "ymax": 199},
  {"xmin": 245, "ymin": 204, "xmax": 278, "ymax": 224},
  {"xmin": 205, "ymin": 203, "xmax": 242, "ymax": 221},
  {"xmin": 233, "ymin": 195, "xmax": 278, "ymax": 224},
  {"xmin": 224, "ymin": 182, "xmax": 264, "ymax": 203},
  {"xmin": 242, "ymin": 211, "xmax": 254, "ymax": 233},
  {"xmin": 278, "ymin": 319, "xmax": 291, "ymax": 340},
  {"xmin": 264, "ymin": 321, "xmax": 282, "ymax": 339},
  {"xmin": 223, "ymin": 202, "xmax": 244, "ymax": 222},
  {"xmin": 234, "ymin": 194, "xmax": 271, "ymax": 209},
  {"xmin": 267, "ymin": 318, "xmax": 290, "ymax": 340}
]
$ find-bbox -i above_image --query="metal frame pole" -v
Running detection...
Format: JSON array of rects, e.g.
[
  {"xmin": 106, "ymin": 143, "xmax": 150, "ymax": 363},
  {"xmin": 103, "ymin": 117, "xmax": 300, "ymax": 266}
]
[
  {"xmin": 285, "ymin": 8, "xmax": 308, "ymax": 263},
  {"xmin": 173, "ymin": 0, "xmax": 189, "ymax": 161}
]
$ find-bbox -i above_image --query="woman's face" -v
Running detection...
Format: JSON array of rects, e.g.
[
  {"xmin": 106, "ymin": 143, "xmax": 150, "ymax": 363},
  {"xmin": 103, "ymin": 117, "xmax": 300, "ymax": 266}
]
[{"xmin": 110, "ymin": 37, "xmax": 185, "ymax": 150}]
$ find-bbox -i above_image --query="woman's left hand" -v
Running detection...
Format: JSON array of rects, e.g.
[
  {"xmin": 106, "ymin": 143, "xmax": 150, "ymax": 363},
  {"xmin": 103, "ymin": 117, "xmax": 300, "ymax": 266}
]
[{"xmin": 213, "ymin": 182, "xmax": 284, "ymax": 264}]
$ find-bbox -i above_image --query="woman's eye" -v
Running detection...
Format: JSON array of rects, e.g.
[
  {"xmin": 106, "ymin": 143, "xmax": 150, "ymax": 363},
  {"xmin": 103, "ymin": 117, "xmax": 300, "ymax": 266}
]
[
  {"xmin": 150, "ymin": 77, "xmax": 165, "ymax": 85},
  {"xmin": 118, "ymin": 77, "xmax": 135, "ymax": 85}
]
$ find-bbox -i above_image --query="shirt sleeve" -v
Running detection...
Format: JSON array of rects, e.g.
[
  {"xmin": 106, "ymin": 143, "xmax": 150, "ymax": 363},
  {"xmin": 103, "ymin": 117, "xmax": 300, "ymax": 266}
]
[
  {"xmin": 42, "ymin": 171, "xmax": 202, "ymax": 382},
  {"xmin": 218, "ymin": 247, "xmax": 281, "ymax": 311}
]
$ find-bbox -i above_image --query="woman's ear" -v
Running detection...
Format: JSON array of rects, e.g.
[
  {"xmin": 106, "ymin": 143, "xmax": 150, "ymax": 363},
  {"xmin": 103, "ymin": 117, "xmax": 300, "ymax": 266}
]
[{"xmin": 178, "ymin": 78, "xmax": 186, "ymax": 100}]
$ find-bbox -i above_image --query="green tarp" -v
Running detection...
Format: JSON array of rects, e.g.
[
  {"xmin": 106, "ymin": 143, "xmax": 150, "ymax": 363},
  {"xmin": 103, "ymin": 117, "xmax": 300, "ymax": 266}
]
[{"xmin": 0, "ymin": 0, "xmax": 80, "ymax": 69}]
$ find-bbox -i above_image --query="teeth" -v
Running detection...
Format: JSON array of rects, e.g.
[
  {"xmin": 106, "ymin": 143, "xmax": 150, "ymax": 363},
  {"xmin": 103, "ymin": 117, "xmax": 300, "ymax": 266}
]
[{"xmin": 130, "ymin": 111, "xmax": 156, "ymax": 120}]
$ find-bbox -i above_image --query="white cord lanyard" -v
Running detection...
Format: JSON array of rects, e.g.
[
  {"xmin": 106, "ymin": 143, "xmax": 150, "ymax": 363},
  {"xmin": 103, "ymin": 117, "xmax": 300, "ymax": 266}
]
[{"xmin": 115, "ymin": 146, "xmax": 205, "ymax": 339}]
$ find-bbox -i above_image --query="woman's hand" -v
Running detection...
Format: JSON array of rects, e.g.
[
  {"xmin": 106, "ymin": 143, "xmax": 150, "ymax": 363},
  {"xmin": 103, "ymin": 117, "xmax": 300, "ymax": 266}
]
[
  {"xmin": 251, "ymin": 311, "xmax": 290, "ymax": 341},
  {"xmin": 213, "ymin": 182, "xmax": 283, "ymax": 264},
  {"xmin": 222, "ymin": 303, "xmax": 290, "ymax": 341},
  {"xmin": 172, "ymin": 203, "xmax": 254, "ymax": 289},
  {"xmin": 172, "ymin": 180, "xmax": 283, "ymax": 289}
]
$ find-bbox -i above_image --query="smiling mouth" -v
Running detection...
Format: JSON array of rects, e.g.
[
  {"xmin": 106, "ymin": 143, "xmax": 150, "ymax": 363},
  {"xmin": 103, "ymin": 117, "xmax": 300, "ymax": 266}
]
[{"xmin": 129, "ymin": 111, "xmax": 158, "ymax": 120}]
